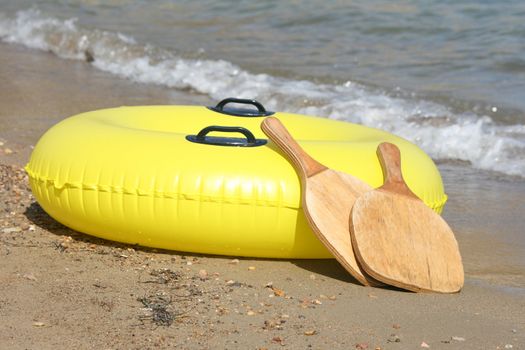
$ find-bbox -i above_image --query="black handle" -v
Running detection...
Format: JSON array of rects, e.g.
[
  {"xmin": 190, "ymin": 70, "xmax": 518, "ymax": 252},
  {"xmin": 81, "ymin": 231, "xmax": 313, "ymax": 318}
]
[
  {"xmin": 208, "ymin": 98, "xmax": 274, "ymax": 117},
  {"xmin": 215, "ymin": 98, "xmax": 267, "ymax": 114},
  {"xmin": 186, "ymin": 125, "xmax": 267, "ymax": 147},
  {"xmin": 197, "ymin": 126, "xmax": 256, "ymax": 143}
]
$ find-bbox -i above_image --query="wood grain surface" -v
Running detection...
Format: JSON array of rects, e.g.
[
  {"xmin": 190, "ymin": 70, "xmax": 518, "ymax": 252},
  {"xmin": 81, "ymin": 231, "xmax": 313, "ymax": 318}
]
[
  {"xmin": 350, "ymin": 142, "xmax": 464, "ymax": 293},
  {"xmin": 261, "ymin": 117, "xmax": 375, "ymax": 286}
]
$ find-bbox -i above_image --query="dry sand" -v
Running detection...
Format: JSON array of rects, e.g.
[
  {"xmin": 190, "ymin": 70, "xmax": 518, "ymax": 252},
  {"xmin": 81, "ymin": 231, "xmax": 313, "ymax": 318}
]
[{"xmin": 1, "ymin": 42, "xmax": 523, "ymax": 349}]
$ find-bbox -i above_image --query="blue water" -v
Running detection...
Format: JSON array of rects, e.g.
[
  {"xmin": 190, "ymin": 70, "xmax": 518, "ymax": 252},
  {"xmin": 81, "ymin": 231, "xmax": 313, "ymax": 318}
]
[{"xmin": 1, "ymin": 0, "xmax": 525, "ymax": 177}]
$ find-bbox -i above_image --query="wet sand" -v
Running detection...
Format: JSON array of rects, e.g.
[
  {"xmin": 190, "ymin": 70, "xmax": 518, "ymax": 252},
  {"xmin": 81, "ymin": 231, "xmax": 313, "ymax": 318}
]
[{"xmin": 1, "ymin": 42, "xmax": 524, "ymax": 349}]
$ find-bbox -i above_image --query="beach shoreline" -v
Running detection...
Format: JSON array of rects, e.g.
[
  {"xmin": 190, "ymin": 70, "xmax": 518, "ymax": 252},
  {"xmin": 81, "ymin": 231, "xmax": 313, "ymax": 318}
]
[{"xmin": 1, "ymin": 42, "xmax": 524, "ymax": 349}]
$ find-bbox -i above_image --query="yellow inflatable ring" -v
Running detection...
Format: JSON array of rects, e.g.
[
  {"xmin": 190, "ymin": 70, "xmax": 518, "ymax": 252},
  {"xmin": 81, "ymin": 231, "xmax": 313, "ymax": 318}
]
[{"xmin": 26, "ymin": 99, "xmax": 447, "ymax": 258}]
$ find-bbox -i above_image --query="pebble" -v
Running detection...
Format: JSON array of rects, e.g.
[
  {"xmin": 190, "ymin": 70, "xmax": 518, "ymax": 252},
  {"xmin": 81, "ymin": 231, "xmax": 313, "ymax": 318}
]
[
  {"xmin": 271, "ymin": 336, "xmax": 285, "ymax": 346},
  {"xmin": 304, "ymin": 330, "xmax": 316, "ymax": 336},
  {"xmin": 355, "ymin": 343, "xmax": 368, "ymax": 349},
  {"xmin": 229, "ymin": 259, "xmax": 240, "ymax": 264},
  {"xmin": 32, "ymin": 322, "xmax": 45, "ymax": 327},
  {"xmin": 198, "ymin": 269, "xmax": 208, "ymax": 280},
  {"xmin": 22, "ymin": 273, "xmax": 37, "ymax": 281},
  {"xmin": 504, "ymin": 345, "xmax": 513, "ymax": 349},
  {"xmin": 451, "ymin": 336, "xmax": 465, "ymax": 342},
  {"xmin": 421, "ymin": 341, "xmax": 430, "ymax": 348},
  {"xmin": 248, "ymin": 266, "xmax": 256, "ymax": 271},
  {"xmin": 271, "ymin": 286, "xmax": 285, "ymax": 297},
  {"xmin": 2, "ymin": 227, "xmax": 22, "ymax": 234},
  {"xmin": 387, "ymin": 334, "xmax": 401, "ymax": 343}
]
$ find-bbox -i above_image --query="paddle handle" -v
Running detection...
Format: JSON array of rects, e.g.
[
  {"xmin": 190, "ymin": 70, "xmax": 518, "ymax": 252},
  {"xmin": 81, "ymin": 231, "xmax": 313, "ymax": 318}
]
[
  {"xmin": 377, "ymin": 142, "xmax": 418, "ymax": 198},
  {"xmin": 261, "ymin": 117, "xmax": 327, "ymax": 178}
]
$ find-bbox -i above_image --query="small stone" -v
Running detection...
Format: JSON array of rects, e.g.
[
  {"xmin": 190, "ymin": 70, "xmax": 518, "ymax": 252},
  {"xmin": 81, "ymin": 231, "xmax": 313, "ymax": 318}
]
[
  {"xmin": 225, "ymin": 280, "xmax": 235, "ymax": 285},
  {"xmin": 186, "ymin": 261, "xmax": 193, "ymax": 265},
  {"xmin": 355, "ymin": 343, "xmax": 368, "ymax": 349},
  {"xmin": 309, "ymin": 274, "xmax": 316, "ymax": 280},
  {"xmin": 504, "ymin": 345, "xmax": 513, "ymax": 349},
  {"xmin": 230, "ymin": 259, "xmax": 240, "ymax": 264},
  {"xmin": 4, "ymin": 148, "xmax": 13, "ymax": 154},
  {"xmin": 2, "ymin": 227, "xmax": 22, "ymax": 234},
  {"xmin": 311, "ymin": 299, "xmax": 322, "ymax": 305},
  {"xmin": 22, "ymin": 273, "xmax": 37, "ymax": 281},
  {"xmin": 32, "ymin": 322, "xmax": 45, "ymax": 327},
  {"xmin": 368, "ymin": 293, "xmax": 378, "ymax": 299},
  {"xmin": 304, "ymin": 330, "xmax": 316, "ymax": 336},
  {"xmin": 421, "ymin": 341, "xmax": 430, "ymax": 348},
  {"xmin": 84, "ymin": 49, "xmax": 95, "ymax": 62},
  {"xmin": 217, "ymin": 306, "xmax": 229, "ymax": 315},
  {"xmin": 387, "ymin": 334, "xmax": 401, "ymax": 343},
  {"xmin": 248, "ymin": 266, "xmax": 256, "ymax": 271},
  {"xmin": 299, "ymin": 298, "xmax": 311, "ymax": 308},
  {"xmin": 246, "ymin": 311, "xmax": 255, "ymax": 316},
  {"xmin": 272, "ymin": 336, "xmax": 284, "ymax": 345},
  {"xmin": 451, "ymin": 336, "xmax": 465, "ymax": 342},
  {"xmin": 198, "ymin": 269, "xmax": 208, "ymax": 280},
  {"xmin": 271, "ymin": 286, "xmax": 285, "ymax": 297}
]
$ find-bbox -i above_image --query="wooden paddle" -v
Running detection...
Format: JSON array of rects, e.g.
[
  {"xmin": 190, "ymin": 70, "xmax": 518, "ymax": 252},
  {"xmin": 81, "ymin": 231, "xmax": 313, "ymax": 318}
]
[
  {"xmin": 261, "ymin": 117, "xmax": 376, "ymax": 286},
  {"xmin": 349, "ymin": 142, "xmax": 464, "ymax": 293}
]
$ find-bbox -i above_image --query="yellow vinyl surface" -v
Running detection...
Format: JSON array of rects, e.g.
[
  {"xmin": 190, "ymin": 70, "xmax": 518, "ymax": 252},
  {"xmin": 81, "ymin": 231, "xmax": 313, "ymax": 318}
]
[{"xmin": 25, "ymin": 105, "xmax": 447, "ymax": 258}]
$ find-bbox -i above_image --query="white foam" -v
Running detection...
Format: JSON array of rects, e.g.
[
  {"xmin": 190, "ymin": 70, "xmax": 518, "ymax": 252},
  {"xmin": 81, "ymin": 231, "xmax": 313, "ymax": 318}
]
[{"xmin": 2, "ymin": 9, "xmax": 525, "ymax": 177}]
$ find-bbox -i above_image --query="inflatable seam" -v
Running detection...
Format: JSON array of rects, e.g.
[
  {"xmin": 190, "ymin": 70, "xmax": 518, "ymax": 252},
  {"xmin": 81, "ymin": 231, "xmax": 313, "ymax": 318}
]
[
  {"xmin": 430, "ymin": 193, "xmax": 447, "ymax": 214},
  {"xmin": 26, "ymin": 167, "xmax": 447, "ymax": 213},
  {"xmin": 25, "ymin": 168, "xmax": 299, "ymax": 209}
]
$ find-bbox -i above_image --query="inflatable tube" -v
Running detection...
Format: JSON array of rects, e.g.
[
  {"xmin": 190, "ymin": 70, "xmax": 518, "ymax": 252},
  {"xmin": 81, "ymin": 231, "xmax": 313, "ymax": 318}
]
[{"xmin": 26, "ymin": 99, "xmax": 447, "ymax": 258}]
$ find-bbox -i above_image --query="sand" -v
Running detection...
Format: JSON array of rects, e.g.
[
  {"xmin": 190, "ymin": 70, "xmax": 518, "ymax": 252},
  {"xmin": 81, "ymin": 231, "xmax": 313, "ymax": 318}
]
[{"xmin": 1, "ymin": 42, "xmax": 523, "ymax": 349}]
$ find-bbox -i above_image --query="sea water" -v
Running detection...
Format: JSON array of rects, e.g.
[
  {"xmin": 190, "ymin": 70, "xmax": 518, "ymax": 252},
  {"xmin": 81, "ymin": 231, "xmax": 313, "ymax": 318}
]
[{"xmin": 0, "ymin": 0, "xmax": 524, "ymax": 289}]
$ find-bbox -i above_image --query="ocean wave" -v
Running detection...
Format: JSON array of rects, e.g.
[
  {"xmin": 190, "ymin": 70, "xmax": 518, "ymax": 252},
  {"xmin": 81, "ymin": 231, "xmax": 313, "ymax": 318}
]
[{"xmin": 1, "ymin": 9, "xmax": 524, "ymax": 177}]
